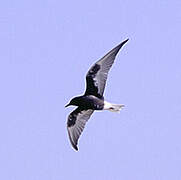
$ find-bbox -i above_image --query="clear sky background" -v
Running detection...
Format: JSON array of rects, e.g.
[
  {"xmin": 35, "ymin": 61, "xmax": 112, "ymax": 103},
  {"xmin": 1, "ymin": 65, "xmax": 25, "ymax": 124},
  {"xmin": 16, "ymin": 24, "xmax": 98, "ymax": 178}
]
[{"xmin": 0, "ymin": 0, "xmax": 181, "ymax": 179}]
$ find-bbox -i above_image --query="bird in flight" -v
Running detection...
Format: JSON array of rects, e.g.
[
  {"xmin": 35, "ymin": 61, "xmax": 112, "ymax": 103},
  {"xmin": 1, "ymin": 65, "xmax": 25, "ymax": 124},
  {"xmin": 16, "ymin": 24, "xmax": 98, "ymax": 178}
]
[{"xmin": 65, "ymin": 39, "xmax": 129, "ymax": 151}]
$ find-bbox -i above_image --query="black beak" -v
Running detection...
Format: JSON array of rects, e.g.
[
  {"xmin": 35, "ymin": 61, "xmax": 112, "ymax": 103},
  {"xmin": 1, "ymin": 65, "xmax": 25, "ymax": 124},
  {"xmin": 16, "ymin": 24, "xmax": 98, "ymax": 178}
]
[{"xmin": 65, "ymin": 104, "xmax": 70, "ymax": 108}]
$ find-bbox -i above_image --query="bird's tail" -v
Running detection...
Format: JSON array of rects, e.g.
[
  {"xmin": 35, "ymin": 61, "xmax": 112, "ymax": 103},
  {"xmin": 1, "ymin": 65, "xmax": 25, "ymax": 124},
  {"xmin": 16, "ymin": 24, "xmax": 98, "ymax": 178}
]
[{"xmin": 109, "ymin": 104, "xmax": 125, "ymax": 112}]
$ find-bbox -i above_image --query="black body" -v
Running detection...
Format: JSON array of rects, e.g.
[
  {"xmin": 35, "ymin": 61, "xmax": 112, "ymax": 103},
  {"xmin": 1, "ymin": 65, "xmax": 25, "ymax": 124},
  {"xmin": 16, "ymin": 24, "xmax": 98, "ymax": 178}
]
[
  {"xmin": 65, "ymin": 39, "xmax": 129, "ymax": 151},
  {"xmin": 66, "ymin": 95, "xmax": 104, "ymax": 110}
]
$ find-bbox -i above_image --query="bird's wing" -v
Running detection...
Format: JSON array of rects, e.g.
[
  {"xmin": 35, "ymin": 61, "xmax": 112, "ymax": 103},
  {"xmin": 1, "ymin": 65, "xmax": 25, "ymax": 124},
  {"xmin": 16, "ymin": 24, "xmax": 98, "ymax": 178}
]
[
  {"xmin": 85, "ymin": 39, "xmax": 129, "ymax": 98},
  {"xmin": 67, "ymin": 107, "xmax": 94, "ymax": 151}
]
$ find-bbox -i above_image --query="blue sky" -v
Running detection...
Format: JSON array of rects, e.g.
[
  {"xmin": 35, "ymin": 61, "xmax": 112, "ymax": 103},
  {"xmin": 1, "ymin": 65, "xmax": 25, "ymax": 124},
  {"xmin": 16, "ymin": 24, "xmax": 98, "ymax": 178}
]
[{"xmin": 0, "ymin": 0, "xmax": 181, "ymax": 179}]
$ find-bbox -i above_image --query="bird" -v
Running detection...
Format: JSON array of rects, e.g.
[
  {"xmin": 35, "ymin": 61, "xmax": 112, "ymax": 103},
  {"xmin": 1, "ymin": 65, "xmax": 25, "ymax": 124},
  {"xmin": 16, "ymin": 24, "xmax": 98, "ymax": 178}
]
[{"xmin": 65, "ymin": 39, "xmax": 129, "ymax": 151}]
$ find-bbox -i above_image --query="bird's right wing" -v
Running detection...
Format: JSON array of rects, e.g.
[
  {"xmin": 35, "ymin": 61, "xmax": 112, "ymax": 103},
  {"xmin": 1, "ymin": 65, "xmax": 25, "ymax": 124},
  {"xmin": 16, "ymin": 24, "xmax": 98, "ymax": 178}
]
[
  {"xmin": 67, "ymin": 107, "xmax": 94, "ymax": 151},
  {"xmin": 85, "ymin": 39, "xmax": 129, "ymax": 98}
]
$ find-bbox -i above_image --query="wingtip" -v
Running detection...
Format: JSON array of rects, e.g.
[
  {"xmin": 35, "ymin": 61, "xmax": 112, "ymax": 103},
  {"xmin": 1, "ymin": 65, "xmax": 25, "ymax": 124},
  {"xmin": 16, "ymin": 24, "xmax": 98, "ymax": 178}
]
[
  {"xmin": 71, "ymin": 142, "xmax": 78, "ymax": 151},
  {"xmin": 73, "ymin": 145, "xmax": 78, "ymax": 151},
  {"xmin": 113, "ymin": 38, "xmax": 129, "ymax": 52},
  {"xmin": 115, "ymin": 38, "xmax": 129, "ymax": 50},
  {"xmin": 122, "ymin": 38, "xmax": 129, "ymax": 44}
]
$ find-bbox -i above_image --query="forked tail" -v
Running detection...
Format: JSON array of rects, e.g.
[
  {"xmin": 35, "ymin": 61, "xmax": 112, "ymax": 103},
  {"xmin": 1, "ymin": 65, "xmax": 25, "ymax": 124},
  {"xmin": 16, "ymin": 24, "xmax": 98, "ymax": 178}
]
[
  {"xmin": 104, "ymin": 101, "xmax": 125, "ymax": 112},
  {"xmin": 109, "ymin": 104, "xmax": 125, "ymax": 112}
]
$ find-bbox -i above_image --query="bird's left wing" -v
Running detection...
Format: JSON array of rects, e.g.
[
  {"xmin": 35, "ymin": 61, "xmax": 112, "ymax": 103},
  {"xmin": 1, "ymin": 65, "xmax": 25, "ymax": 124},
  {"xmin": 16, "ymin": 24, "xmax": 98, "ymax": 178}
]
[
  {"xmin": 85, "ymin": 39, "xmax": 129, "ymax": 98},
  {"xmin": 67, "ymin": 107, "xmax": 94, "ymax": 151}
]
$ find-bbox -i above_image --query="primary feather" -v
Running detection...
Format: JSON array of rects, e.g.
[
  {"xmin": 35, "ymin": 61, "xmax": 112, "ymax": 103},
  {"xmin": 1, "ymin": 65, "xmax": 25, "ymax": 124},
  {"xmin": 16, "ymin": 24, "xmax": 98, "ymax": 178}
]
[
  {"xmin": 67, "ymin": 108, "xmax": 94, "ymax": 151},
  {"xmin": 85, "ymin": 39, "xmax": 129, "ymax": 98}
]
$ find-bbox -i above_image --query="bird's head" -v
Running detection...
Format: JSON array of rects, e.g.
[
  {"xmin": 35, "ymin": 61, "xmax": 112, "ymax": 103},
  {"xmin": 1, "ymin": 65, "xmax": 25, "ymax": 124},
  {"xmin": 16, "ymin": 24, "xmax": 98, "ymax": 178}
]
[{"xmin": 65, "ymin": 97, "xmax": 81, "ymax": 108}]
